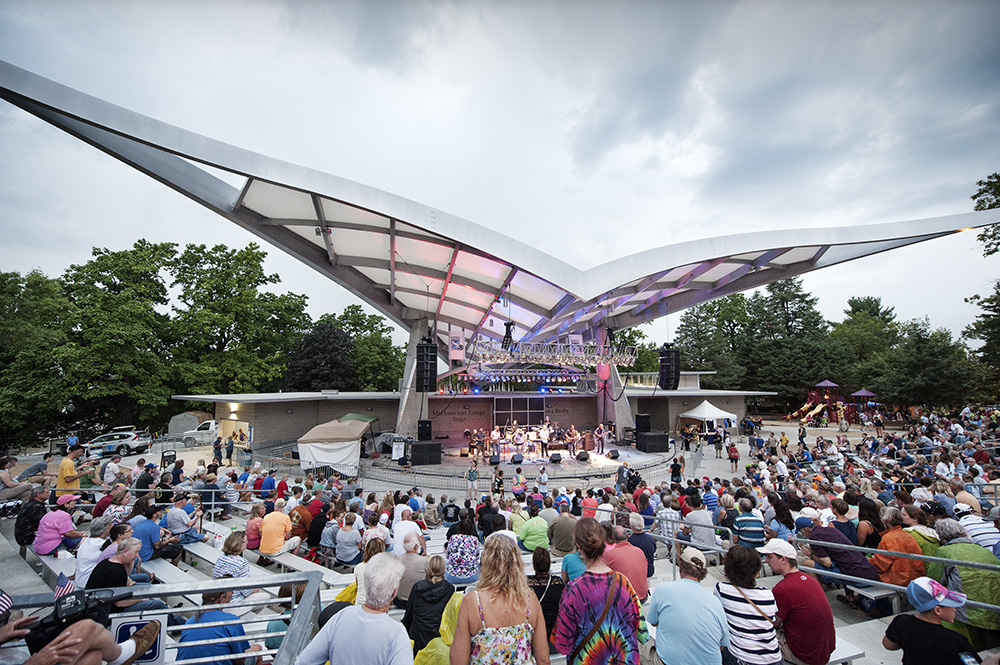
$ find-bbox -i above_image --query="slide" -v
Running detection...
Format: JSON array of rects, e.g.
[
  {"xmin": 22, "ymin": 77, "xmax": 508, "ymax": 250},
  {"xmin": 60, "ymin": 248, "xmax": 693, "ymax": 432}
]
[
  {"xmin": 784, "ymin": 402, "xmax": 814, "ymax": 421},
  {"xmin": 801, "ymin": 403, "xmax": 825, "ymax": 422}
]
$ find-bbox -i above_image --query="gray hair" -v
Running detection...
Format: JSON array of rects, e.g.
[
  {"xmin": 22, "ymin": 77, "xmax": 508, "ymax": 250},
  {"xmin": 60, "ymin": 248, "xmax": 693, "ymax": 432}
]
[
  {"xmin": 117, "ymin": 537, "xmax": 141, "ymax": 554},
  {"xmin": 363, "ymin": 552, "xmax": 405, "ymax": 609},
  {"xmin": 814, "ymin": 494, "xmax": 831, "ymax": 509},
  {"xmin": 89, "ymin": 515, "xmax": 113, "ymax": 537},
  {"xmin": 934, "ymin": 518, "xmax": 969, "ymax": 544},
  {"xmin": 880, "ymin": 506, "xmax": 905, "ymax": 528},
  {"xmin": 612, "ymin": 525, "xmax": 629, "ymax": 543},
  {"xmin": 403, "ymin": 531, "xmax": 421, "ymax": 553}
]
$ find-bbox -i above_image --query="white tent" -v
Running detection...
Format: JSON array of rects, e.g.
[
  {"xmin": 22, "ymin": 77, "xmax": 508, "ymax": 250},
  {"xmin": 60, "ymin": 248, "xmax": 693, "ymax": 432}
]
[
  {"xmin": 678, "ymin": 400, "xmax": 738, "ymax": 431},
  {"xmin": 296, "ymin": 419, "xmax": 370, "ymax": 471}
]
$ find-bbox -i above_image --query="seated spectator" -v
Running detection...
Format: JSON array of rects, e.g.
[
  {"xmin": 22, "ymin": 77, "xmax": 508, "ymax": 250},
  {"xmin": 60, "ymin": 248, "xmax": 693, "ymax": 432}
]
[
  {"xmin": 296, "ymin": 553, "xmax": 411, "ymax": 665},
  {"xmin": 335, "ymin": 512, "xmax": 364, "ymax": 566},
  {"xmin": 628, "ymin": 512, "xmax": 656, "ymax": 578},
  {"xmin": 15, "ymin": 486, "xmax": 50, "ymax": 550},
  {"xmin": 33, "ymin": 494, "xmax": 85, "ymax": 556},
  {"xmin": 883, "ymin": 577, "xmax": 978, "ymax": 664},
  {"xmin": 74, "ymin": 515, "xmax": 115, "ymax": 589},
  {"xmin": 903, "ymin": 504, "xmax": 942, "ymax": 557},
  {"xmin": 760, "ymin": 538, "xmax": 836, "ymax": 665},
  {"xmin": 926, "ymin": 518, "xmax": 1000, "ymax": 651},
  {"xmin": 87, "ymin": 537, "xmax": 181, "ymax": 625},
  {"xmin": 260, "ymin": 503, "xmax": 301, "ymax": 557},
  {"xmin": 441, "ymin": 496, "xmax": 461, "ymax": 528},
  {"xmin": 354, "ymin": 538, "xmax": 386, "ymax": 608},
  {"xmin": 604, "ymin": 523, "xmax": 650, "ymax": 601},
  {"xmin": 199, "ymin": 473, "xmax": 232, "ymax": 520},
  {"xmin": 764, "ymin": 498, "xmax": 795, "ymax": 542},
  {"xmin": 361, "ymin": 511, "xmax": 391, "ymax": 551},
  {"xmin": 289, "ymin": 497, "xmax": 312, "ymax": 542},
  {"xmin": 166, "ymin": 492, "xmax": 210, "ymax": 544},
  {"xmin": 245, "ymin": 503, "xmax": 266, "ymax": 552},
  {"xmin": 795, "ymin": 512, "xmax": 879, "ymax": 611},
  {"xmin": 307, "ymin": 502, "xmax": 331, "ymax": 550},
  {"xmin": 213, "ymin": 531, "xmax": 271, "ymax": 616},
  {"xmin": 830, "ymin": 498, "xmax": 858, "ymax": 545},
  {"xmin": 733, "ymin": 498, "xmax": 767, "ymax": 548},
  {"xmin": 954, "ymin": 502, "xmax": 1000, "ymax": 553},
  {"xmin": 444, "ymin": 518, "xmax": 481, "ymax": 585},
  {"xmin": 715, "ymin": 545, "xmax": 781, "ymax": 665},
  {"xmin": 548, "ymin": 503, "xmax": 578, "ymax": 557},
  {"xmin": 0, "ymin": 613, "xmax": 159, "ymax": 665},
  {"xmin": 133, "ymin": 504, "xmax": 183, "ymax": 566},
  {"xmin": 423, "ymin": 494, "xmax": 441, "ymax": 528},
  {"xmin": 14, "ymin": 452, "xmax": 55, "ymax": 486},
  {"xmin": 391, "ymin": 508, "xmax": 424, "ymax": 556},
  {"xmin": 676, "ymin": 493, "xmax": 718, "ymax": 559},
  {"xmin": 452, "ymin": 533, "xmax": 549, "ymax": 664},
  {"xmin": 177, "ymin": 587, "xmax": 263, "ymax": 664},
  {"xmin": 527, "ymin": 546, "xmax": 564, "ymax": 653},
  {"xmin": 402, "ymin": 555, "xmax": 455, "ymax": 654},
  {"xmin": 394, "ymin": 531, "xmax": 428, "ymax": 610},
  {"xmin": 517, "ymin": 504, "xmax": 550, "ymax": 552},
  {"xmin": 871, "ymin": 507, "xmax": 925, "ymax": 587},
  {"xmin": 643, "ymin": 546, "xmax": 725, "ymax": 665},
  {"xmin": 0, "ymin": 456, "xmax": 34, "ymax": 504}
]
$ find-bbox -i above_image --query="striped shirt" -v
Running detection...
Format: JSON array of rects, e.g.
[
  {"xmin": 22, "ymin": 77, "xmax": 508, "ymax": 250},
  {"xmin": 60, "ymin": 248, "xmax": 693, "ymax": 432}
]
[
  {"xmin": 714, "ymin": 582, "xmax": 781, "ymax": 664},
  {"xmin": 213, "ymin": 554, "xmax": 252, "ymax": 601},
  {"xmin": 959, "ymin": 515, "xmax": 1000, "ymax": 550},
  {"xmin": 702, "ymin": 491, "xmax": 719, "ymax": 513},
  {"xmin": 733, "ymin": 513, "xmax": 766, "ymax": 548}
]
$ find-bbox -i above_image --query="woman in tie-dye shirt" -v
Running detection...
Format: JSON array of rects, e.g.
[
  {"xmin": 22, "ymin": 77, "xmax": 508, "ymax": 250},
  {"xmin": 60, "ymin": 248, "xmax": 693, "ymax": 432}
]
[{"xmin": 553, "ymin": 518, "xmax": 647, "ymax": 665}]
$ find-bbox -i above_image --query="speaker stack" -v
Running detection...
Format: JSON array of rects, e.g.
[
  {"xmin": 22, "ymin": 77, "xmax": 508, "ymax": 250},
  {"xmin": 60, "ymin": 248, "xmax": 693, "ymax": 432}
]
[
  {"xmin": 636, "ymin": 431, "xmax": 671, "ymax": 453},
  {"xmin": 417, "ymin": 419, "xmax": 432, "ymax": 442},
  {"xmin": 658, "ymin": 344, "xmax": 680, "ymax": 390},
  {"xmin": 635, "ymin": 414, "xmax": 652, "ymax": 433},
  {"xmin": 416, "ymin": 341, "xmax": 437, "ymax": 392},
  {"xmin": 409, "ymin": 441, "xmax": 441, "ymax": 466}
]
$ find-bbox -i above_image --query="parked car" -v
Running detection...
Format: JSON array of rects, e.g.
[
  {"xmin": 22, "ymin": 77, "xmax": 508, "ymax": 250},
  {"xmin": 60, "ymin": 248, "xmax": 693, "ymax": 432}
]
[{"xmin": 86, "ymin": 427, "xmax": 152, "ymax": 457}]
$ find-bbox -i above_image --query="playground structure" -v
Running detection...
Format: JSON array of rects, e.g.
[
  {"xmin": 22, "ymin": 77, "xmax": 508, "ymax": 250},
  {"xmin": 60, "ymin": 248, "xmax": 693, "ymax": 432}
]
[{"xmin": 784, "ymin": 380, "xmax": 859, "ymax": 425}]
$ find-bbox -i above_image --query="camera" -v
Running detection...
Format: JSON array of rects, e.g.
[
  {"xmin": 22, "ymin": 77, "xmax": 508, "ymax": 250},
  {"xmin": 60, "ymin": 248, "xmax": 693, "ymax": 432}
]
[{"xmin": 25, "ymin": 588, "xmax": 131, "ymax": 654}]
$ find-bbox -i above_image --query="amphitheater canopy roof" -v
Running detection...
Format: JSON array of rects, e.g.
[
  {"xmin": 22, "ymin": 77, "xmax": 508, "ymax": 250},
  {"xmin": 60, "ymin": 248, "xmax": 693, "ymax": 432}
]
[{"xmin": 2, "ymin": 59, "xmax": 998, "ymax": 357}]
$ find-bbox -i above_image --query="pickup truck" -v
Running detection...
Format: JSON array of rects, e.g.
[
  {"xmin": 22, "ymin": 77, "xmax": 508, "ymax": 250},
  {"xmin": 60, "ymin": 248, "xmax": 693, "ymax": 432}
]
[{"xmin": 182, "ymin": 419, "xmax": 249, "ymax": 446}]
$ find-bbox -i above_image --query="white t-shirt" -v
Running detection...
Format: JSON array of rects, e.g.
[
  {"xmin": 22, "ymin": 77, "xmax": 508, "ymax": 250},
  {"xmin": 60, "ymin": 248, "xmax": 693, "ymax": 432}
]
[
  {"xmin": 595, "ymin": 503, "xmax": 613, "ymax": 523},
  {"xmin": 103, "ymin": 462, "xmax": 120, "ymax": 485},
  {"xmin": 391, "ymin": 519, "xmax": 422, "ymax": 556},
  {"xmin": 392, "ymin": 503, "xmax": 409, "ymax": 529},
  {"xmin": 74, "ymin": 537, "xmax": 110, "ymax": 589}
]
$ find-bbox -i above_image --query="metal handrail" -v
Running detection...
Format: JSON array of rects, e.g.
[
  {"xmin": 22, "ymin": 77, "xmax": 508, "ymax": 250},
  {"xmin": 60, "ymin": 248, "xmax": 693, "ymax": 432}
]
[{"xmin": 791, "ymin": 535, "xmax": 1000, "ymax": 572}]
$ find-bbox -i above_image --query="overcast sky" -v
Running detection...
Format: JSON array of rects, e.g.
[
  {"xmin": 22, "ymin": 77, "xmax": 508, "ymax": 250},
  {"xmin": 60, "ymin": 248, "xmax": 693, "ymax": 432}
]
[{"xmin": 1, "ymin": 0, "xmax": 998, "ymax": 350}]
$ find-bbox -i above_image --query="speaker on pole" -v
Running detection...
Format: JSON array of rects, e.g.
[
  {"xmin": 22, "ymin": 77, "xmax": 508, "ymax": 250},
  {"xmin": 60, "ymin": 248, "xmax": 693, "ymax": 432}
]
[
  {"xmin": 417, "ymin": 419, "xmax": 432, "ymax": 442},
  {"xmin": 658, "ymin": 344, "xmax": 680, "ymax": 391},
  {"xmin": 416, "ymin": 340, "xmax": 437, "ymax": 393},
  {"xmin": 635, "ymin": 414, "xmax": 651, "ymax": 433}
]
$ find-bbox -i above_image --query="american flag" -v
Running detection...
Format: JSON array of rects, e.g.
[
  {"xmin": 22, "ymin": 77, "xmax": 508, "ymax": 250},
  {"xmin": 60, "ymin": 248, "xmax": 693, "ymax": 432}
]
[
  {"xmin": 0, "ymin": 590, "xmax": 12, "ymax": 614},
  {"xmin": 54, "ymin": 573, "xmax": 75, "ymax": 599}
]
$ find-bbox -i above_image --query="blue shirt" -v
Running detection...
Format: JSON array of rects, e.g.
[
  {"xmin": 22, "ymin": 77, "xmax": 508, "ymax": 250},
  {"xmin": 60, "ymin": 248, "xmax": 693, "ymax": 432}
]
[
  {"xmin": 647, "ymin": 578, "xmax": 729, "ymax": 665},
  {"xmin": 132, "ymin": 517, "xmax": 162, "ymax": 562},
  {"xmin": 733, "ymin": 513, "xmax": 766, "ymax": 548},
  {"xmin": 177, "ymin": 610, "xmax": 249, "ymax": 665},
  {"xmin": 409, "ymin": 497, "xmax": 420, "ymax": 513},
  {"xmin": 561, "ymin": 552, "xmax": 587, "ymax": 581},
  {"xmin": 702, "ymin": 491, "xmax": 719, "ymax": 513},
  {"xmin": 259, "ymin": 476, "xmax": 275, "ymax": 498}
]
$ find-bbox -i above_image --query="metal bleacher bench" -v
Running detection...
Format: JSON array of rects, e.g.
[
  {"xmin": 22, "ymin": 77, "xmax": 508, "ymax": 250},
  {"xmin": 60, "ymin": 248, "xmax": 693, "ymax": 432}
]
[
  {"xmin": 36, "ymin": 554, "xmax": 76, "ymax": 585},
  {"xmin": 268, "ymin": 551, "xmax": 352, "ymax": 589},
  {"xmin": 845, "ymin": 583, "xmax": 902, "ymax": 615},
  {"xmin": 828, "ymin": 639, "xmax": 866, "ymax": 664},
  {"xmin": 139, "ymin": 558, "xmax": 203, "ymax": 605}
]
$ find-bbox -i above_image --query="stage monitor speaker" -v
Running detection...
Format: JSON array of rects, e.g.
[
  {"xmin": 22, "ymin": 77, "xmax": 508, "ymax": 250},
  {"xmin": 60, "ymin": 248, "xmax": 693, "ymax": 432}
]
[
  {"xmin": 511, "ymin": 453, "xmax": 524, "ymax": 464},
  {"xmin": 549, "ymin": 453, "xmax": 561, "ymax": 464},
  {"xmin": 636, "ymin": 431, "xmax": 671, "ymax": 453},
  {"xmin": 607, "ymin": 449, "xmax": 620, "ymax": 460},
  {"xmin": 635, "ymin": 414, "xmax": 652, "ymax": 433},
  {"xmin": 490, "ymin": 454, "xmax": 501, "ymax": 465},
  {"xmin": 576, "ymin": 450, "xmax": 589, "ymax": 462},
  {"xmin": 658, "ymin": 345, "xmax": 680, "ymax": 391},
  {"xmin": 415, "ymin": 342, "xmax": 437, "ymax": 392},
  {"xmin": 410, "ymin": 441, "xmax": 441, "ymax": 466},
  {"xmin": 417, "ymin": 419, "xmax": 432, "ymax": 442}
]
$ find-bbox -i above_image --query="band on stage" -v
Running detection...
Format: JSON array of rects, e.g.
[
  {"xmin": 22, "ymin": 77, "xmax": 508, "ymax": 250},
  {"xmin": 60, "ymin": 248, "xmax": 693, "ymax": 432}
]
[{"xmin": 464, "ymin": 418, "xmax": 611, "ymax": 462}]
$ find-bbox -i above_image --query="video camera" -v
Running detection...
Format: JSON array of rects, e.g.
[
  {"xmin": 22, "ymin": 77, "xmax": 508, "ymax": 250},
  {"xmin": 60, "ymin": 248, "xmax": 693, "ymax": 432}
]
[{"xmin": 25, "ymin": 588, "xmax": 132, "ymax": 654}]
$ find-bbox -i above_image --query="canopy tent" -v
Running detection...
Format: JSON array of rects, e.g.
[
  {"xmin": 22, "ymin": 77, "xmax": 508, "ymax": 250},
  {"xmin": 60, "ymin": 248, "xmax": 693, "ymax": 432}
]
[
  {"xmin": 296, "ymin": 418, "xmax": 372, "ymax": 472},
  {"xmin": 677, "ymin": 400, "xmax": 738, "ymax": 431},
  {"xmin": 338, "ymin": 413, "xmax": 381, "ymax": 456},
  {"xmin": 815, "ymin": 380, "xmax": 840, "ymax": 388},
  {"xmin": 851, "ymin": 389, "xmax": 876, "ymax": 398}
]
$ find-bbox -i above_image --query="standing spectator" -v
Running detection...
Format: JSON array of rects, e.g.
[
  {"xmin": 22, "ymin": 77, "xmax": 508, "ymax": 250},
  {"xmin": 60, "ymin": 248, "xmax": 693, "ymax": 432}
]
[
  {"xmin": 492, "ymin": 467, "xmax": 504, "ymax": 500},
  {"xmin": 213, "ymin": 531, "xmax": 272, "ymax": 616},
  {"xmin": 883, "ymin": 577, "xmax": 978, "ymax": 665},
  {"xmin": 0, "ymin": 456, "xmax": 33, "ymax": 503},
  {"xmin": 715, "ymin": 545, "xmax": 781, "ymax": 665},
  {"xmin": 16, "ymin": 452, "xmax": 55, "ymax": 485},
  {"xmin": 296, "ymin": 553, "xmax": 411, "ymax": 665},
  {"xmin": 225, "ymin": 434, "xmax": 235, "ymax": 463},
  {"xmin": 553, "ymin": 518, "xmax": 646, "ymax": 665},
  {"xmin": 466, "ymin": 461, "xmax": 479, "ymax": 502},
  {"xmin": 451, "ymin": 533, "xmax": 549, "ymax": 665},
  {"xmin": 402, "ymin": 555, "xmax": 454, "ymax": 654},
  {"xmin": 33, "ymin": 494, "xmax": 85, "ymax": 555},
  {"xmin": 177, "ymin": 588, "xmax": 262, "ymax": 664},
  {"xmin": 14, "ymin": 486, "xmax": 50, "ymax": 548},
  {"xmin": 56, "ymin": 444, "xmax": 96, "ymax": 498},
  {"xmin": 644, "ymin": 546, "xmax": 726, "ymax": 665},
  {"xmin": 760, "ymin": 539, "xmax": 836, "ymax": 665},
  {"xmin": 211, "ymin": 436, "xmax": 223, "ymax": 465},
  {"xmin": 628, "ymin": 512, "xmax": 657, "ymax": 578},
  {"xmin": 260, "ymin": 504, "xmax": 301, "ymax": 557},
  {"xmin": 871, "ymin": 507, "xmax": 925, "ymax": 587}
]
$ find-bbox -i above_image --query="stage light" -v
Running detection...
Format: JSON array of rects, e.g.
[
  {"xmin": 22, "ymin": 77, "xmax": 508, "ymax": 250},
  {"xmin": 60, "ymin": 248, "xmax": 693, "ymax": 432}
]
[
  {"xmin": 473, "ymin": 387, "xmax": 480, "ymax": 394},
  {"xmin": 462, "ymin": 386, "xmax": 468, "ymax": 393},
  {"xmin": 438, "ymin": 387, "xmax": 444, "ymax": 394},
  {"xmin": 540, "ymin": 387, "xmax": 547, "ymax": 393}
]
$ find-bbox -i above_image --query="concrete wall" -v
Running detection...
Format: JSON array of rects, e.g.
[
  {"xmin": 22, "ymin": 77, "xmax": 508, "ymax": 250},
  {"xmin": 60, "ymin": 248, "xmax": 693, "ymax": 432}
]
[{"xmin": 217, "ymin": 399, "xmax": 399, "ymax": 443}]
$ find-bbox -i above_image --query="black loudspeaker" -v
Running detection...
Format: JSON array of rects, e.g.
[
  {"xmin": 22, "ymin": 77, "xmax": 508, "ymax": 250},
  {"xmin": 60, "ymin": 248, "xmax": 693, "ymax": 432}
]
[
  {"xmin": 549, "ymin": 453, "xmax": 561, "ymax": 464},
  {"xmin": 636, "ymin": 431, "xmax": 671, "ymax": 453},
  {"xmin": 489, "ymin": 454, "xmax": 501, "ymax": 466},
  {"xmin": 511, "ymin": 453, "xmax": 523, "ymax": 464},
  {"xmin": 635, "ymin": 414, "xmax": 652, "ymax": 433},
  {"xmin": 658, "ymin": 345, "xmax": 680, "ymax": 391},
  {"xmin": 417, "ymin": 419, "xmax": 432, "ymax": 442},
  {"xmin": 608, "ymin": 449, "xmax": 620, "ymax": 460},
  {"xmin": 577, "ymin": 450, "xmax": 589, "ymax": 462},
  {"xmin": 416, "ymin": 341, "xmax": 437, "ymax": 392},
  {"xmin": 410, "ymin": 441, "xmax": 441, "ymax": 466}
]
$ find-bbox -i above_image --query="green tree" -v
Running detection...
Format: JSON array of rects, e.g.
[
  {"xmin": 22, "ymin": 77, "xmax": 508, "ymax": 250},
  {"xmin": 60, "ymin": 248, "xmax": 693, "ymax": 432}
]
[
  {"xmin": 673, "ymin": 299, "xmax": 746, "ymax": 389},
  {"xmin": 169, "ymin": 243, "xmax": 310, "ymax": 394},
  {"xmin": 830, "ymin": 296, "xmax": 897, "ymax": 368},
  {"xmin": 973, "ymin": 173, "xmax": 1000, "ymax": 255},
  {"xmin": 61, "ymin": 241, "xmax": 177, "ymax": 426},
  {"xmin": 0, "ymin": 270, "xmax": 73, "ymax": 449},
  {"xmin": 319, "ymin": 305, "xmax": 405, "ymax": 391},
  {"xmin": 758, "ymin": 277, "xmax": 827, "ymax": 338},
  {"xmin": 284, "ymin": 322, "xmax": 355, "ymax": 391}
]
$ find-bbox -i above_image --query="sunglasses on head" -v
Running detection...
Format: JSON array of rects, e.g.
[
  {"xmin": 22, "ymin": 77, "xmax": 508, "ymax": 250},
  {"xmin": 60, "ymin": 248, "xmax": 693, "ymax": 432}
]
[{"xmin": 927, "ymin": 579, "xmax": 964, "ymax": 603}]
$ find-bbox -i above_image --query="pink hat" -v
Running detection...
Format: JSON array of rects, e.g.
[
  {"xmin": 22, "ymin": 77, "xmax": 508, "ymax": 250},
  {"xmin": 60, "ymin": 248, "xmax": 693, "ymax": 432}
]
[{"xmin": 56, "ymin": 494, "xmax": 81, "ymax": 506}]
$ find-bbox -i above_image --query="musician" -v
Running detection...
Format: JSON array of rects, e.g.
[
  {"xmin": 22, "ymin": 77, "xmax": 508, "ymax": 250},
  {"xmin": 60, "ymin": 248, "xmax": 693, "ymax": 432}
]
[
  {"xmin": 475, "ymin": 429, "xmax": 486, "ymax": 459},
  {"xmin": 566, "ymin": 425, "xmax": 579, "ymax": 456},
  {"xmin": 538, "ymin": 424, "xmax": 550, "ymax": 456},
  {"xmin": 594, "ymin": 423, "xmax": 606, "ymax": 454},
  {"xmin": 513, "ymin": 427, "xmax": 525, "ymax": 456},
  {"xmin": 490, "ymin": 426, "xmax": 501, "ymax": 458},
  {"xmin": 467, "ymin": 428, "xmax": 478, "ymax": 457}
]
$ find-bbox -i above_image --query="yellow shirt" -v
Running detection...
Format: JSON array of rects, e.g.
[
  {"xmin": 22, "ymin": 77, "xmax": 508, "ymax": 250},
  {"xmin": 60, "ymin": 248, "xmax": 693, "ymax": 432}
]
[
  {"xmin": 56, "ymin": 457, "xmax": 79, "ymax": 496},
  {"xmin": 260, "ymin": 511, "xmax": 291, "ymax": 554}
]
